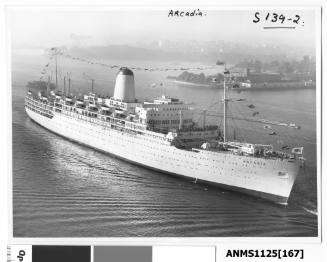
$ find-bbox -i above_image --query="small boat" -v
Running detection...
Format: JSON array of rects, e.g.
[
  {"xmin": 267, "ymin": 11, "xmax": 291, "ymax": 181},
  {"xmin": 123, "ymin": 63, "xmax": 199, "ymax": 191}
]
[
  {"xmin": 248, "ymin": 104, "xmax": 255, "ymax": 109},
  {"xmin": 289, "ymin": 123, "xmax": 301, "ymax": 129},
  {"xmin": 260, "ymin": 119, "xmax": 270, "ymax": 123},
  {"xmin": 269, "ymin": 131, "xmax": 277, "ymax": 135}
]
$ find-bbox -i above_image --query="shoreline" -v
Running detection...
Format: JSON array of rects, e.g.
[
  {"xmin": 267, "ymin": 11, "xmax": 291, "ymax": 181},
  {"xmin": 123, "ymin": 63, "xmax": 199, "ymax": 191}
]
[
  {"xmin": 172, "ymin": 80, "xmax": 315, "ymax": 91},
  {"xmin": 173, "ymin": 80, "xmax": 221, "ymax": 88}
]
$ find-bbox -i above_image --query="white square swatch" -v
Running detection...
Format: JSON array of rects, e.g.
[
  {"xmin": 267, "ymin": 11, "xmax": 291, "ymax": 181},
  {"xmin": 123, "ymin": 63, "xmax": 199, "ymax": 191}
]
[{"xmin": 153, "ymin": 246, "xmax": 215, "ymax": 262}]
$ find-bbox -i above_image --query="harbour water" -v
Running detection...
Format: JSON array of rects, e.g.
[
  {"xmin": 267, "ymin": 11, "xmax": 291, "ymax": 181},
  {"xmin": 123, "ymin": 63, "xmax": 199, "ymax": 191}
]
[{"xmin": 12, "ymin": 52, "xmax": 318, "ymax": 237}]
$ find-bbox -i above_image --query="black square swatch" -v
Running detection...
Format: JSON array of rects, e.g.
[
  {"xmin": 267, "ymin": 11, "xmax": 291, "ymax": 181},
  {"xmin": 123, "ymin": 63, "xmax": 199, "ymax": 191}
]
[{"xmin": 32, "ymin": 246, "xmax": 91, "ymax": 262}]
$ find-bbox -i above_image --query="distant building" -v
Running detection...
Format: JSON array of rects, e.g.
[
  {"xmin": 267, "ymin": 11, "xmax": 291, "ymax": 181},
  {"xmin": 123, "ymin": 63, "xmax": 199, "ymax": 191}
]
[
  {"xmin": 246, "ymin": 68, "xmax": 282, "ymax": 83},
  {"xmin": 230, "ymin": 67, "xmax": 247, "ymax": 78}
]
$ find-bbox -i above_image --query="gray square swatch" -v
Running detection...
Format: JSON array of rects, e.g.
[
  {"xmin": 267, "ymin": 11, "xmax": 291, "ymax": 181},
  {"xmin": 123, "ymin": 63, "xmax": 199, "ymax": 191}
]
[{"xmin": 94, "ymin": 246, "xmax": 152, "ymax": 262}]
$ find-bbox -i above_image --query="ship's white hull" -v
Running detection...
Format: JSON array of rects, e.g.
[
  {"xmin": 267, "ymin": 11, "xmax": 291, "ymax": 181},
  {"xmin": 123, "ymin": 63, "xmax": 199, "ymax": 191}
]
[{"xmin": 25, "ymin": 107, "xmax": 300, "ymax": 204}]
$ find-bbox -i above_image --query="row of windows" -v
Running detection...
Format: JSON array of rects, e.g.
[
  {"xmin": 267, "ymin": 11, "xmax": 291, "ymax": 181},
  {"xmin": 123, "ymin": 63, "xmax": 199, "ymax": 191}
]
[
  {"xmin": 30, "ymin": 111, "xmax": 263, "ymax": 179},
  {"xmin": 149, "ymin": 113, "xmax": 188, "ymax": 117},
  {"xmin": 62, "ymin": 112, "xmax": 168, "ymax": 143},
  {"xmin": 26, "ymin": 104, "xmax": 53, "ymax": 118},
  {"xmin": 26, "ymin": 101, "xmax": 52, "ymax": 116},
  {"xmin": 161, "ymin": 107, "xmax": 186, "ymax": 111},
  {"xmin": 109, "ymin": 100, "xmax": 127, "ymax": 109}
]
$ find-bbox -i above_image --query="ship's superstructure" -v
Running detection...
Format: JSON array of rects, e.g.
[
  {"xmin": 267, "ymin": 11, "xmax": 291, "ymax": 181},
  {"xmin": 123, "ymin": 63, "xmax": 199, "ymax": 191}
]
[{"xmin": 25, "ymin": 67, "xmax": 304, "ymax": 204}]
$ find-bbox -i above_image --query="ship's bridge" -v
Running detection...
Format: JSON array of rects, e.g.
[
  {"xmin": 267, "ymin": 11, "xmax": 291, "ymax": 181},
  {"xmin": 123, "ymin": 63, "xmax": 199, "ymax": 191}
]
[
  {"xmin": 135, "ymin": 95, "xmax": 193, "ymax": 131},
  {"xmin": 152, "ymin": 95, "xmax": 183, "ymax": 105},
  {"xmin": 104, "ymin": 97, "xmax": 140, "ymax": 114}
]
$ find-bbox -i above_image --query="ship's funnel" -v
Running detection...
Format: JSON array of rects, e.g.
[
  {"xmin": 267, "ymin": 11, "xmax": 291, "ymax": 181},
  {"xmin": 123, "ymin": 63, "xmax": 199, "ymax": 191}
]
[{"xmin": 113, "ymin": 67, "xmax": 135, "ymax": 102}]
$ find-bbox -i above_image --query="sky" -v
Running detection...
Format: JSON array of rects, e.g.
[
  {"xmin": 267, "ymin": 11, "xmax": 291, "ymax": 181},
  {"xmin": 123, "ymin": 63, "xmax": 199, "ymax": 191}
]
[{"xmin": 8, "ymin": 7, "xmax": 317, "ymax": 50}]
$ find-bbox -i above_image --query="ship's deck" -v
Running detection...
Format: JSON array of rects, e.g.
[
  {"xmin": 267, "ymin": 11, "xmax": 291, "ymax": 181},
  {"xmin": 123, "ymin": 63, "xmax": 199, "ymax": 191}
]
[{"xmin": 25, "ymin": 93, "xmax": 303, "ymax": 163}]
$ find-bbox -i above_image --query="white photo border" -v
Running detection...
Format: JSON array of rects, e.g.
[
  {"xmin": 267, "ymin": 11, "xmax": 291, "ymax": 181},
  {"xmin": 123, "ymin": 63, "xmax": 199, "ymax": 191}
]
[{"xmin": 3, "ymin": 3, "xmax": 324, "ymax": 246}]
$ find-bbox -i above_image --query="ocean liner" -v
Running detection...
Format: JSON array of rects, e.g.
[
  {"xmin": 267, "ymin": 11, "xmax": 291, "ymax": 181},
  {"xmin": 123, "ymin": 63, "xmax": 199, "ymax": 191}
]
[{"xmin": 25, "ymin": 67, "xmax": 305, "ymax": 204}]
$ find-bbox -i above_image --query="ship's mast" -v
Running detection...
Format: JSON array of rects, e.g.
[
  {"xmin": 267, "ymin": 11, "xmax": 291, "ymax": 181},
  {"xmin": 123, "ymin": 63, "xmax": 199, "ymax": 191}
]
[
  {"xmin": 223, "ymin": 65, "xmax": 229, "ymax": 142},
  {"xmin": 50, "ymin": 47, "xmax": 62, "ymax": 90},
  {"xmin": 216, "ymin": 60, "xmax": 229, "ymax": 142},
  {"xmin": 63, "ymin": 76, "xmax": 66, "ymax": 95},
  {"xmin": 47, "ymin": 76, "xmax": 50, "ymax": 97},
  {"xmin": 68, "ymin": 77, "xmax": 71, "ymax": 94},
  {"xmin": 55, "ymin": 54, "xmax": 58, "ymax": 90},
  {"xmin": 202, "ymin": 109, "xmax": 206, "ymax": 129}
]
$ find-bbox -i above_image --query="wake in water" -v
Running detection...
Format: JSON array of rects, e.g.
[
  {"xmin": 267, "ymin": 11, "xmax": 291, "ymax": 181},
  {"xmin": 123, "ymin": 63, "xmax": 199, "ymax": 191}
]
[{"xmin": 302, "ymin": 207, "xmax": 318, "ymax": 216}]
